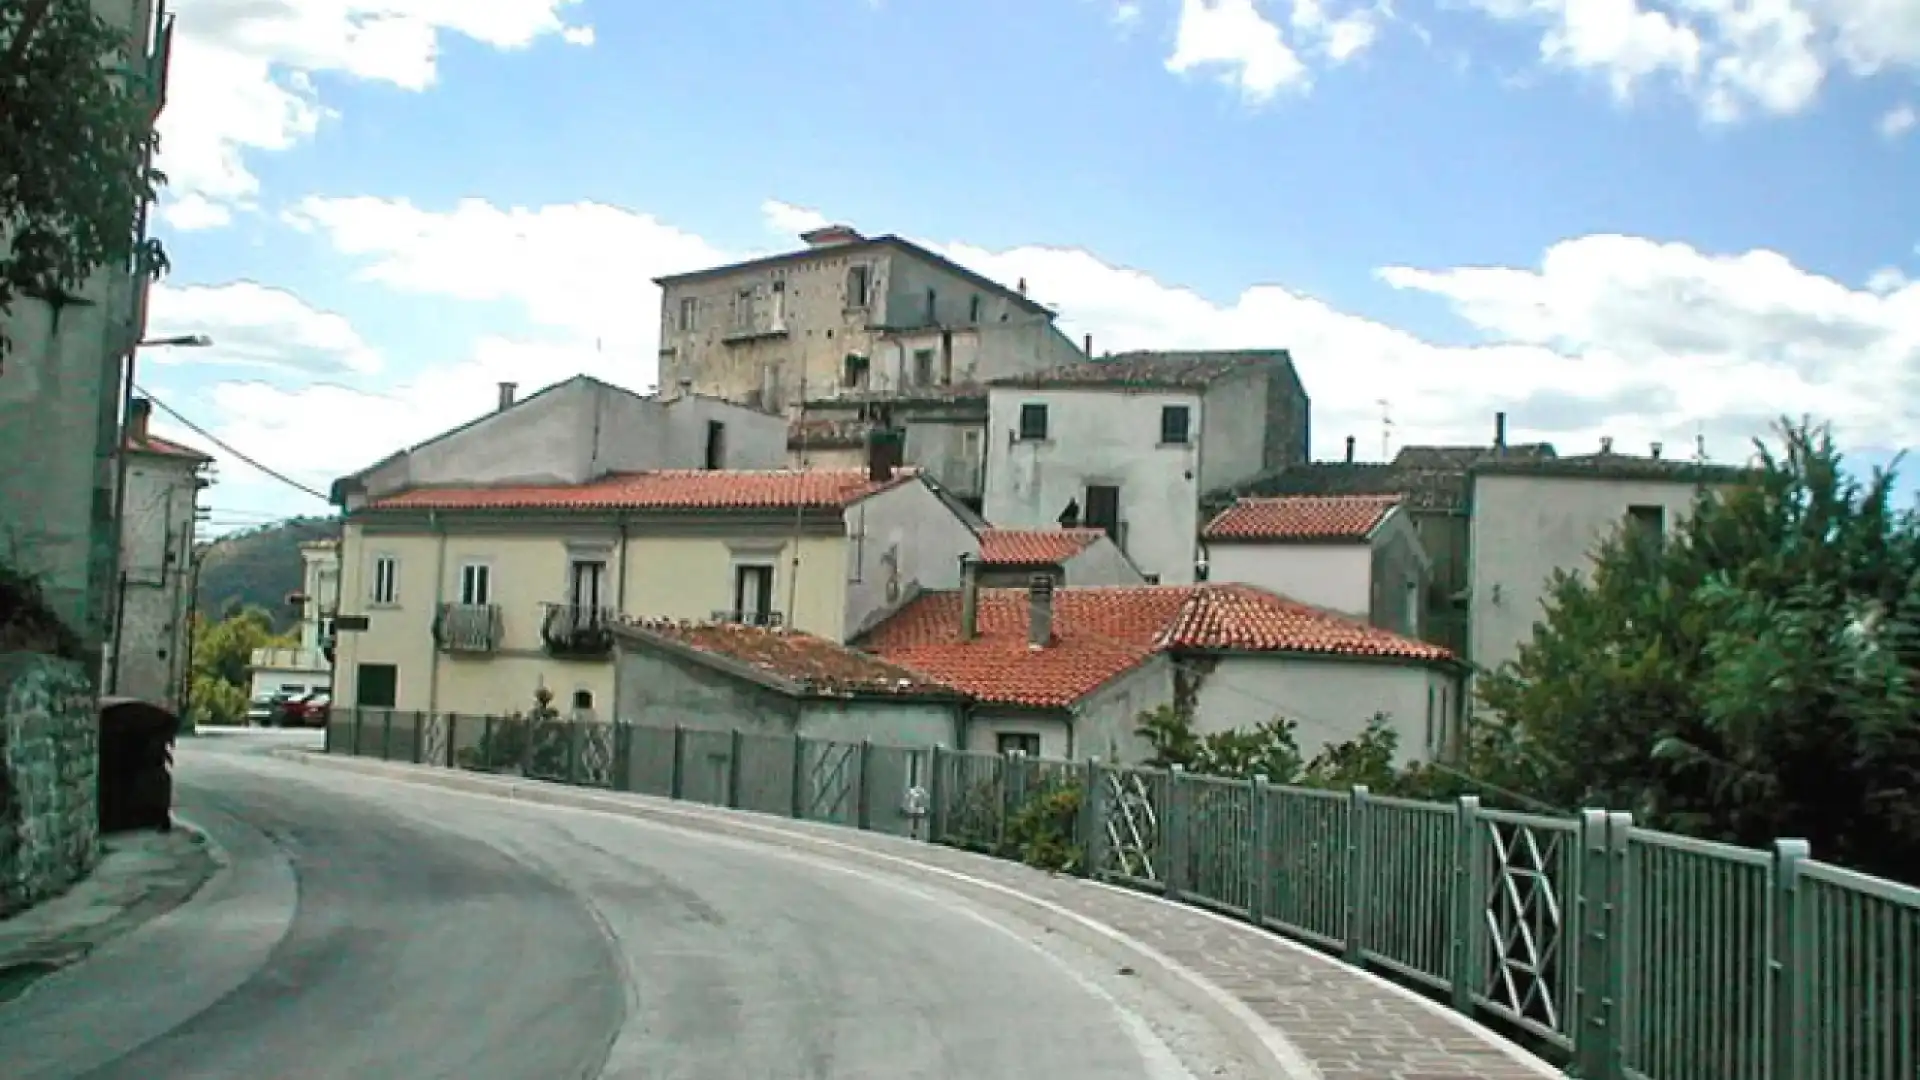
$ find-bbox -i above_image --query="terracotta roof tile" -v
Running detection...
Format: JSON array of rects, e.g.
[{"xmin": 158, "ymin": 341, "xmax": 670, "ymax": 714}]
[
  {"xmin": 976, "ymin": 528, "xmax": 1107, "ymax": 566},
  {"xmin": 620, "ymin": 619, "xmax": 956, "ymax": 698},
  {"xmin": 990, "ymin": 349, "xmax": 1292, "ymax": 390},
  {"xmin": 1203, "ymin": 495, "xmax": 1400, "ymax": 542},
  {"xmin": 863, "ymin": 584, "xmax": 1450, "ymax": 708},
  {"xmin": 123, "ymin": 432, "xmax": 212, "ymax": 461},
  {"xmin": 363, "ymin": 469, "xmax": 913, "ymax": 513}
]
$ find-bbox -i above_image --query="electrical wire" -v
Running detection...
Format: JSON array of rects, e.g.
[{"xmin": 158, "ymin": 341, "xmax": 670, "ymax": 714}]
[{"xmin": 132, "ymin": 385, "xmax": 333, "ymax": 503}]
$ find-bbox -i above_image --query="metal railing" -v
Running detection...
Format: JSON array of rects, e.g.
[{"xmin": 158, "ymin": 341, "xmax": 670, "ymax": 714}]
[
  {"xmin": 324, "ymin": 708, "xmax": 1918, "ymax": 1080},
  {"xmin": 432, "ymin": 603, "xmax": 501, "ymax": 653},
  {"xmin": 539, "ymin": 603, "xmax": 616, "ymax": 658}
]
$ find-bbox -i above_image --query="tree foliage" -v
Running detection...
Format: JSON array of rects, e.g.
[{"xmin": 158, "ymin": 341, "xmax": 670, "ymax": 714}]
[
  {"xmin": 1136, "ymin": 704, "xmax": 1452, "ymax": 796},
  {"xmin": 1476, "ymin": 420, "xmax": 1920, "ymax": 882},
  {"xmin": 185, "ymin": 606, "xmax": 291, "ymax": 726},
  {"xmin": 0, "ymin": 0, "xmax": 168, "ymax": 362}
]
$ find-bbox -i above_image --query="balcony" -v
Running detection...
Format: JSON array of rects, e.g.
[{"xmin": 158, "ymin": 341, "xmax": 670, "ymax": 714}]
[
  {"xmin": 541, "ymin": 603, "xmax": 617, "ymax": 659},
  {"xmin": 710, "ymin": 609, "xmax": 785, "ymax": 629},
  {"xmin": 434, "ymin": 603, "xmax": 502, "ymax": 654}
]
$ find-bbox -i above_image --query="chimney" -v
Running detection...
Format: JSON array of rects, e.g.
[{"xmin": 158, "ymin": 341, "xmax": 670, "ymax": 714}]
[
  {"xmin": 1650, "ymin": 441, "xmax": 1663, "ymax": 459},
  {"xmin": 128, "ymin": 398, "xmax": 152, "ymax": 444},
  {"xmin": 1344, "ymin": 435, "xmax": 1355, "ymax": 463},
  {"xmin": 497, "ymin": 382, "xmax": 517, "ymax": 411},
  {"xmin": 1017, "ymin": 277, "xmax": 1028, "ymax": 297},
  {"xmin": 866, "ymin": 426, "xmax": 904, "ymax": 483},
  {"xmin": 959, "ymin": 555, "xmax": 979, "ymax": 641},
  {"xmin": 677, "ymin": 377, "xmax": 694, "ymax": 401},
  {"xmin": 800, "ymin": 224, "xmax": 864, "ymax": 249},
  {"xmin": 1494, "ymin": 411, "xmax": 1507, "ymax": 449},
  {"xmin": 1083, "ymin": 333, "xmax": 1093, "ymax": 356},
  {"xmin": 1027, "ymin": 574, "xmax": 1054, "ymax": 650},
  {"xmin": 1600, "ymin": 435, "xmax": 1614, "ymax": 454}
]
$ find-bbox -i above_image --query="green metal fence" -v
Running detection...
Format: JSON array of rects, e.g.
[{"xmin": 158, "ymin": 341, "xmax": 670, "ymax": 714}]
[{"xmin": 324, "ymin": 709, "xmax": 1917, "ymax": 1080}]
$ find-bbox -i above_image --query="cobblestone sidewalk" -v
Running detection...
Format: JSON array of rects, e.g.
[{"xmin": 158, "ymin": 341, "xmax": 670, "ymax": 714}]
[{"xmin": 291, "ymin": 752, "xmax": 1559, "ymax": 1080}]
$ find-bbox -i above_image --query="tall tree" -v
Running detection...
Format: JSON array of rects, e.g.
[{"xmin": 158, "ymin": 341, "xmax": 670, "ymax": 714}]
[
  {"xmin": 0, "ymin": 0, "xmax": 168, "ymax": 364},
  {"xmin": 1476, "ymin": 421, "xmax": 1920, "ymax": 882}
]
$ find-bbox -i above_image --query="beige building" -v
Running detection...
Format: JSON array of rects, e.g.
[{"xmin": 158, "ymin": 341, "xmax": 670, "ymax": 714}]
[
  {"xmin": 247, "ymin": 540, "xmax": 339, "ymax": 702},
  {"xmin": 1201, "ymin": 494, "xmax": 1428, "ymax": 638},
  {"xmin": 654, "ymin": 225, "xmax": 1086, "ymax": 416},
  {"xmin": 330, "ymin": 467, "xmax": 981, "ymax": 718},
  {"xmin": 1466, "ymin": 443, "xmax": 1750, "ymax": 674},
  {"xmin": 104, "ymin": 398, "xmax": 211, "ymax": 711}
]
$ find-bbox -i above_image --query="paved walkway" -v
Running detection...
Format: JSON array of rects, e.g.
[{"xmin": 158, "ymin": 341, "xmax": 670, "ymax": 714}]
[{"xmin": 286, "ymin": 751, "xmax": 1558, "ymax": 1080}]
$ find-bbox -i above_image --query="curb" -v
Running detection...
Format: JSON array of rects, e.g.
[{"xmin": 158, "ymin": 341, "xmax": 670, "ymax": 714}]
[{"xmin": 272, "ymin": 748, "xmax": 1320, "ymax": 1079}]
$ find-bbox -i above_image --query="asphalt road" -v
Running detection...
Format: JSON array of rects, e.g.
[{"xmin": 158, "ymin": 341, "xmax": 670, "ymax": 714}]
[{"xmin": 0, "ymin": 733, "xmax": 1251, "ymax": 1080}]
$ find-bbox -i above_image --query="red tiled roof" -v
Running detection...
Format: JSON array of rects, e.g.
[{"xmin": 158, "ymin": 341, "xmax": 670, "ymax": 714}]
[
  {"xmin": 620, "ymin": 619, "xmax": 956, "ymax": 698},
  {"xmin": 863, "ymin": 583, "xmax": 1451, "ymax": 708},
  {"xmin": 123, "ymin": 432, "xmax": 212, "ymax": 461},
  {"xmin": 1203, "ymin": 494, "xmax": 1399, "ymax": 542},
  {"xmin": 364, "ymin": 469, "xmax": 913, "ymax": 512},
  {"xmin": 976, "ymin": 527, "xmax": 1106, "ymax": 566}
]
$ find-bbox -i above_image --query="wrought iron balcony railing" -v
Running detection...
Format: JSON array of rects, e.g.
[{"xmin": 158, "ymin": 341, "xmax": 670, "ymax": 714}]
[
  {"xmin": 541, "ymin": 603, "xmax": 617, "ymax": 658},
  {"xmin": 709, "ymin": 609, "xmax": 784, "ymax": 628},
  {"xmin": 433, "ymin": 603, "xmax": 502, "ymax": 653}
]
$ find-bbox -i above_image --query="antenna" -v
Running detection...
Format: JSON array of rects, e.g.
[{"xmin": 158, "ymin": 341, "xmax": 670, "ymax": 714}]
[{"xmin": 1377, "ymin": 399, "xmax": 1394, "ymax": 462}]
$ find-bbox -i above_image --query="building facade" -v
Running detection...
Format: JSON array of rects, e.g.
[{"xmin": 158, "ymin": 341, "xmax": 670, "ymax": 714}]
[
  {"xmin": 1201, "ymin": 494, "xmax": 1429, "ymax": 637},
  {"xmin": 247, "ymin": 539, "xmax": 338, "ymax": 702},
  {"xmin": 983, "ymin": 351, "xmax": 1311, "ymax": 585},
  {"xmin": 103, "ymin": 398, "xmax": 209, "ymax": 711},
  {"xmin": 0, "ymin": 0, "xmax": 173, "ymax": 658},
  {"xmin": 654, "ymin": 225, "xmax": 1085, "ymax": 416}
]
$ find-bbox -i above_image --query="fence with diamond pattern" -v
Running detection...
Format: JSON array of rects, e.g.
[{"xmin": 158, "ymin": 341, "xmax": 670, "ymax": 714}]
[{"xmin": 325, "ymin": 708, "xmax": 1916, "ymax": 1080}]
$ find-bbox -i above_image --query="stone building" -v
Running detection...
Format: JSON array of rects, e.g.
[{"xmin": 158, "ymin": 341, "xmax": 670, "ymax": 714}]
[{"xmin": 104, "ymin": 399, "xmax": 211, "ymax": 712}]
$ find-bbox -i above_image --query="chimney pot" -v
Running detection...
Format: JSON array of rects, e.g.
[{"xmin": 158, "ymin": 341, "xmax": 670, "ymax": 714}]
[
  {"xmin": 866, "ymin": 426, "xmax": 903, "ymax": 483},
  {"xmin": 1650, "ymin": 441, "xmax": 1663, "ymax": 459},
  {"xmin": 1027, "ymin": 573, "xmax": 1054, "ymax": 650},
  {"xmin": 1344, "ymin": 435, "xmax": 1355, "ymax": 463},
  {"xmin": 959, "ymin": 555, "xmax": 979, "ymax": 641},
  {"xmin": 1600, "ymin": 435, "xmax": 1614, "ymax": 454},
  {"xmin": 497, "ymin": 381, "xmax": 517, "ymax": 411},
  {"xmin": 1494, "ymin": 411, "xmax": 1508, "ymax": 448},
  {"xmin": 1083, "ymin": 333, "xmax": 1093, "ymax": 356},
  {"xmin": 128, "ymin": 398, "xmax": 152, "ymax": 444},
  {"xmin": 1017, "ymin": 277, "xmax": 1028, "ymax": 297}
]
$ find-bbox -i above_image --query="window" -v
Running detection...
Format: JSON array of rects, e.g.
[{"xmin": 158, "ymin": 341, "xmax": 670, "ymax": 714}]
[
  {"xmin": 1017, "ymin": 402, "xmax": 1048, "ymax": 441},
  {"xmin": 841, "ymin": 353, "xmax": 869, "ymax": 388},
  {"xmin": 997, "ymin": 732, "xmax": 1041, "ymax": 758},
  {"xmin": 846, "ymin": 264, "xmax": 870, "ymax": 308},
  {"xmin": 355, "ymin": 663, "xmax": 398, "ymax": 708},
  {"xmin": 459, "ymin": 562, "xmax": 492, "ymax": 606},
  {"xmin": 1626, "ymin": 504, "xmax": 1665, "ymax": 545},
  {"xmin": 732, "ymin": 288, "xmax": 754, "ymax": 329},
  {"xmin": 734, "ymin": 564, "xmax": 775, "ymax": 623},
  {"xmin": 370, "ymin": 556, "xmax": 399, "ymax": 605},
  {"xmin": 913, "ymin": 349, "xmax": 935, "ymax": 386},
  {"xmin": 968, "ymin": 294, "xmax": 982, "ymax": 322},
  {"xmin": 571, "ymin": 689, "xmax": 594, "ymax": 711},
  {"xmin": 569, "ymin": 560, "xmax": 606, "ymax": 610},
  {"xmin": 678, "ymin": 296, "xmax": 697, "ymax": 332},
  {"xmin": 1084, "ymin": 484, "xmax": 1121, "ymax": 542},
  {"xmin": 704, "ymin": 420, "xmax": 726, "ymax": 469},
  {"xmin": 1160, "ymin": 404, "xmax": 1191, "ymax": 444}
]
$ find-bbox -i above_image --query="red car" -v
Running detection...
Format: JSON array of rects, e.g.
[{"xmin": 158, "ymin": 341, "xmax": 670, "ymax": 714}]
[{"xmin": 276, "ymin": 691, "xmax": 331, "ymax": 728}]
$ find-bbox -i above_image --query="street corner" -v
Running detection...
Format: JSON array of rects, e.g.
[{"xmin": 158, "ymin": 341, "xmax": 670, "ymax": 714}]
[{"xmin": 0, "ymin": 823, "xmax": 222, "ymax": 1000}]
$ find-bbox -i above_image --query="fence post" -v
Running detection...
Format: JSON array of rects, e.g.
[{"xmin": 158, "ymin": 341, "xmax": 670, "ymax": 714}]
[
  {"xmin": 1598, "ymin": 812, "xmax": 1630, "ymax": 1080},
  {"xmin": 727, "ymin": 729, "xmax": 745, "ymax": 809},
  {"xmin": 1769, "ymin": 837, "xmax": 1811, "ymax": 1080},
  {"xmin": 926, "ymin": 744, "xmax": 947, "ymax": 844},
  {"xmin": 669, "ymin": 724, "xmax": 687, "ymax": 800},
  {"xmin": 349, "ymin": 709, "xmax": 363, "ymax": 756},
  {"xmin": 1341, "ymin": 785, "xmax": 1371, "ymax": 963},
  {"xmin": 1448, "ymin": 795, "xmax": 1483, "ymax": 1013},
  {"xmin": 445, "ymin": 714, "xmax": 459, "ymax": 768},
  {"xmin": 789, "ymin": 733, "xmax": 808, "ymax": 819},
  {"xmin": 1078, "ymin": 758, "xmax": 1104, "ymax": 879},
  {"xmin": 381, "ymin": 710, "xmax": 395, "ymax": 762},
  {"xmin": 855, "ymin": 739, "xmax": 874, "ymax": 831},
  {"xmin": 1572, "ymin": 809, "xmax": 1614, "ymax": 1079},
  {"xmin": 1164, "ymin": 766, "xmax": 1189, "ymax": 901},
  {"xmin": 609, "ymin": 722, "xmax": 630, "ymax": 791},
  {"xmin": 411, "ymin": 711, "xmax": 425, "ymax": 764},
  {"xmin": 480, "ymin": 715, "xmax": 494, "ymax": 768},
  {"xmin": 1246, "ymin": 775, "xmax": 1269, "ymax": 926}
]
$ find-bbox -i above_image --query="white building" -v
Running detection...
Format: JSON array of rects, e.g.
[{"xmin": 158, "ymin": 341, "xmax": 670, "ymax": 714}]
[
  {"xmin": 105, "ymin": 397, "xmax": 211, "ymax": 711},
  {"xmin": 982, "ymin": 351, "xmax": 1310, "ymax": 584},
  {"xmin": 247, "ymin": 539, "xmax": 339, "ymax": 702},
  {"xmin": 1201, "ymin": 494, "xmax": 1429, "ymax": 638},
  {"xmin": 972, "ymin": 527, "xmax": 1144, "ymax": 587},
  {"xmin": 1467, "ymin": 444, "xmax": 1751, "ymax": 674}
]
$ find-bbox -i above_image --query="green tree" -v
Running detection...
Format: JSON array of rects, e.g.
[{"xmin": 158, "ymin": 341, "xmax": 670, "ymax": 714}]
[
  {"xmin": 184, "ymin": 607, "xmax": 290, "ymax": 725},
  {"xmin": 0, "ymin": 0, "xmax": 168, "ymax": 363},
  {"xmin": 1477, "ymin": 420, "xmax": 1920, "ymax": 882}
]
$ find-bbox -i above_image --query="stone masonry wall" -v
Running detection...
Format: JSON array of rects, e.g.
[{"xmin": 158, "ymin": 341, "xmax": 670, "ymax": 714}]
[{"xmin": 0, "ymin": 652, "xmax": 100, "ymax": 917}]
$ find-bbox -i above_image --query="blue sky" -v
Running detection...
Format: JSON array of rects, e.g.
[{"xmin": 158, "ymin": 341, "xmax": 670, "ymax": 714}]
[{"xmin": 136, "ymin": 0, "xmax": 1920, "ymax": 531}]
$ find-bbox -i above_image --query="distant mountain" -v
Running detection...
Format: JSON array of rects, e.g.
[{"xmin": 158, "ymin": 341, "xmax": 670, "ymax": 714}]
[{"xmin": 195, "ymin": 517, "xmax": 341, "ymax": 630}]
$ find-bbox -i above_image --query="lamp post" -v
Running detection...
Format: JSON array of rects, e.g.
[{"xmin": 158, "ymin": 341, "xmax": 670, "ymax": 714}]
[{"xmin": 105, "ymin": 333, "xmax": 213, "ymax": 697}]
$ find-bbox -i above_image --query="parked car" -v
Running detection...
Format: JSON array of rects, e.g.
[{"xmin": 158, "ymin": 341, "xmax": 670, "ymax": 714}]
[
  {"xmin": 277, "ymin": 691, "xmax": 331, "ymax": 728},
  {"xmin": 246, "ymin": 694, "xmax": 287, "ymax": 726}
]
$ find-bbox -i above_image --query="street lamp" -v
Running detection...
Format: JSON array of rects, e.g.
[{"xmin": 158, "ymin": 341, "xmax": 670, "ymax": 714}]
[{"xmin": 138, "ymin": 334, "xmax": 212, "ymax": 349}]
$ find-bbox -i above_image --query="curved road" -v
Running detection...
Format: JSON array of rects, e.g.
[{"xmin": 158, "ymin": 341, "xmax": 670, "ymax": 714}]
[{"xmin": 0, "ymin": 734, "xmax": 1255, "ymax": 1080}]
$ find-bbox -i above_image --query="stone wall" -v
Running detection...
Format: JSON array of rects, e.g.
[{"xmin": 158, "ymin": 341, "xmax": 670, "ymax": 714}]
[{"xmin": 0, "ymin": 652, "xmax": 100, "ymax": 916}]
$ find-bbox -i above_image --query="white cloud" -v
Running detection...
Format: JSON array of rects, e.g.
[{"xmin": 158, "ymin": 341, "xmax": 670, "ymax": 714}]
[
  {"xmin": 146, "ymin": 281, "xmax": 382, "ymax": 376},
  {"xmin": 1166, "ymin": 0, "xmax": 1311, "ymax": 101},
  {"xmin": 157, "ymin": 0, "xmax": 593, "ymax": 223},
  {"xmin": 1880, "ymin": 102, "xmax": 1917, "ymax": 138},
  {"xmin": 1454, "ymin": 0, "xmax": 1920, "ymax": 121},
  {"xmin": 762, "ymin": 199, "xmax": 833, "ymax": 236},
  {"xmin": 164, "ymin": 195, "xmax": 1920, "ymax": 530}
]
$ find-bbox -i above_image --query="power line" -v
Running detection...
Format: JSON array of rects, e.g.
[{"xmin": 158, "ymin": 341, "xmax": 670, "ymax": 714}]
[{"xmin": 133, "ymin": 385, "xmax": 332, "ymax": 503}]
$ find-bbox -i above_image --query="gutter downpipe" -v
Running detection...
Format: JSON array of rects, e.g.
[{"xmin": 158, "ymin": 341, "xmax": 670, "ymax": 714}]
[{"xmin": 426, "ymin": 510, "xmax": 447, "ymax": 715}]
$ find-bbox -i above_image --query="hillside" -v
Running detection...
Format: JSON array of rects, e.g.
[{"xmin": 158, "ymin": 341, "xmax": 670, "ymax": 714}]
[{"xmin": 196, "ymin": 517, "xmax": 341, "ymax": 630}]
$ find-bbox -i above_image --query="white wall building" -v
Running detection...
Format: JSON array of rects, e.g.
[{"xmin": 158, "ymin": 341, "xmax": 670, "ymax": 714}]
[
  {"xmin": 1201, "ymin": 494, "xmax": 1430, "ymax": 639},
  {"xmin": 982, "ymin": 351, "xmax": 1310, "ymax": 585},
  {"xmin": 105, "ymin": 398, "xmax": 211, "ymax": 711},
  {"xmin": 247, "ymin": 539, "xmax": 339, "ymax": 702}
]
